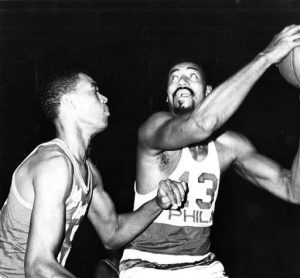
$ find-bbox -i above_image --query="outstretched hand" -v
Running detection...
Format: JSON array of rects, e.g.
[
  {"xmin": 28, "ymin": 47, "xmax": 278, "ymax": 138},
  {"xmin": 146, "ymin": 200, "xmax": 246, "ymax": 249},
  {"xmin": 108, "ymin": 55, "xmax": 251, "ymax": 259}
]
[
  {"xmin": 261, "ymin": 25, "xmax": 300, "ymax": 65},
  {"xmin": 156, "ymin": 179, "xmax": 188, "ymax": 210}
]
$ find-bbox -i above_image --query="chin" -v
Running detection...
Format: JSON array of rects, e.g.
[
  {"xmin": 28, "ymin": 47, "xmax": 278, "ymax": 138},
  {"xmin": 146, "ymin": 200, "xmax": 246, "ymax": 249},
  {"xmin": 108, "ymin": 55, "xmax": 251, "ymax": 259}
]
[
  {"xmin": 173, "ymin": 104, "xmax": 194, "ymax": 115},
  {"xmin": 101, "ymin": 120, "xmax": 109, "ymax": 130},
  {"xmin": 95, "ymin": 119, "xmax": 108, "ymax": 132}
]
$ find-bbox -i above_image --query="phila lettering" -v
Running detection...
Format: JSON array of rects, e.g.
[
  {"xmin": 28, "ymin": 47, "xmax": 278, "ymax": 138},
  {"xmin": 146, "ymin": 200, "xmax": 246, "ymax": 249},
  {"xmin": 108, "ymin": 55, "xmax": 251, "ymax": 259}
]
[{"xmin": 167, "ymin": 171, "xmax": 218, "ymax": 224}]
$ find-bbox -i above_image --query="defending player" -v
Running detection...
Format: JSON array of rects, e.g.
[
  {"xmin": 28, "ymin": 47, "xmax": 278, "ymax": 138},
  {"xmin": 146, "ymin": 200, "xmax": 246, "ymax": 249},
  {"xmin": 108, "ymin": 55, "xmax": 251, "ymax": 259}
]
[{"xmin": 0, "ymin": 71, "xmax": 187, "ymax": 278}]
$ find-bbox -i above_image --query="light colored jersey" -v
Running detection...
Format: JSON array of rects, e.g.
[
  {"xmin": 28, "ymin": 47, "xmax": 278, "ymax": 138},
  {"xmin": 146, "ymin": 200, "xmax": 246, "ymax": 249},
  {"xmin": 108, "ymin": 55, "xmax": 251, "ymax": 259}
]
[
  {"xmin": 0, "ymin": 138, "xmax": 93, "ymax": 278},
  {"xmin": 122, "ymin": 141, "xmax": 220, "ymax": 264}
]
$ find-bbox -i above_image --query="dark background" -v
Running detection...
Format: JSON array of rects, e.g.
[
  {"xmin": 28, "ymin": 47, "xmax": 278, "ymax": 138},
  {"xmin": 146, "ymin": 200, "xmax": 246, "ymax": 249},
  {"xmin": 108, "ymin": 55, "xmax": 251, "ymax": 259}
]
[{"xmin": 1, "ymin": 0, "xmax": 300, "ymax": 277}]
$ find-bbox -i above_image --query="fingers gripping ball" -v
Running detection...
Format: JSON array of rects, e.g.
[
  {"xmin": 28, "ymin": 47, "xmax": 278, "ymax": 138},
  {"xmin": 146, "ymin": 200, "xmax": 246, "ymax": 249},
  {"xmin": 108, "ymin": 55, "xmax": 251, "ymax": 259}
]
[{"xmin": 278, "ymin": 46, "xmax": 300, "ymax": 88}]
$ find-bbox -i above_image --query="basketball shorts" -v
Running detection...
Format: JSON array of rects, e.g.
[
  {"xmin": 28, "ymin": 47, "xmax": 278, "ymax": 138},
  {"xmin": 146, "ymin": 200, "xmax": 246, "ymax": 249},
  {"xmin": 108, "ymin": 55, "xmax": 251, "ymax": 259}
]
[{"xmin": 119, "ymin": 252, "xmax": 228, "ymax": 278}]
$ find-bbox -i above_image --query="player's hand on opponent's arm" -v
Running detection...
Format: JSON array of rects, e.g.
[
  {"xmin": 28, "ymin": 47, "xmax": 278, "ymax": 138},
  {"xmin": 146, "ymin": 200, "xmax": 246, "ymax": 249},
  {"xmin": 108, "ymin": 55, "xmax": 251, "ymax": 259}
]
[
  {"xmin": 261, "ymin": 25, "xmax": 300, "ymax": 65},
  {"xmin": 156, "ymin": 179, "xmax": 187, "ymax": 210}
]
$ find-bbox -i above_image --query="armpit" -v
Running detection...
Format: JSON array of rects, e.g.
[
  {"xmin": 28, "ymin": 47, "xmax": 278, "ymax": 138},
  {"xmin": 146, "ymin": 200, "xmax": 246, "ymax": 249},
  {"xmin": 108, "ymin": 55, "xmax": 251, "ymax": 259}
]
[{"xmin": 157, "ymin": 152, "xmax": 170, "ymax": 171}]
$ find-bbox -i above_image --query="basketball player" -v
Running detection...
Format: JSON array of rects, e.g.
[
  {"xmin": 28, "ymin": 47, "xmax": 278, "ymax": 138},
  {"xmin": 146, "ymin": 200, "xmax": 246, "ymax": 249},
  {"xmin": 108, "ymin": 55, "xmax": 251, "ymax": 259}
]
[
  {"xmin": 119, "ymin": 25, "xmax": 300, "ymax": 278},
  {"xmin": 0, "ymin": 71, "xmax": 187, "ymax": 278}
]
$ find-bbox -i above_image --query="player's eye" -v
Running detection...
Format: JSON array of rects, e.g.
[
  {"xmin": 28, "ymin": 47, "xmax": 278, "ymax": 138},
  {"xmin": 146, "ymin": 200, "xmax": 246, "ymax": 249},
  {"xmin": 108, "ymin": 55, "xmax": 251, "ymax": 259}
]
[
  {"xmin": 170, "ymin": 75, "xmax": 179, "ymax": 82},
  {"xmin": 190, "ymin": 73, "xmax": 199, "ymax": 81}
]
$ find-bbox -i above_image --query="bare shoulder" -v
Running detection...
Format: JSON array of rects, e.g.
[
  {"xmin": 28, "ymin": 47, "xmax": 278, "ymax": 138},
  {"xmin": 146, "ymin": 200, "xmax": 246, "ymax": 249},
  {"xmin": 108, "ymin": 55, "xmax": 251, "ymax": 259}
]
[
  {"xmin": 216, "ymin": 130, "xmax": 252, "ymax": 149},
  {"xmin": 33, "ymin": 144, "xmax": 72, "ymax": 172},
  {"xmin": 138, "ymin": 111, "xmax": 173, "ymax": 143},
  {"xmin": 15, "ymin": 144, "xmax": 74, "ymax": 202},
  {"xmin": 33, "ymin": 147, "xmax": 74, "ymax": 196},
  {"xmin": 215, "ymin": 131, "xmax": 255, "ymax": 171},
  {"xmin": 17, "ymin": 144, "xmax": 71, "ymax": 177}
]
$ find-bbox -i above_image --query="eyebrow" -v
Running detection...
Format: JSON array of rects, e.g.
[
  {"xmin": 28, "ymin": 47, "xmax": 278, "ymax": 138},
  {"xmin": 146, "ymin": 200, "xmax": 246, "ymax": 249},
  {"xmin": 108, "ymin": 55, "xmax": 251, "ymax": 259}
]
[
  {"xmin": 169, "ymin": 66, "xmax": 200, "ymax": 76},
  {"xmin": 169, "ymin": 69, "xmax": 179, "ymax": 75},
  {"xmin": 187, "ymin": 66, "xmax": 200, "ymax": 72}
]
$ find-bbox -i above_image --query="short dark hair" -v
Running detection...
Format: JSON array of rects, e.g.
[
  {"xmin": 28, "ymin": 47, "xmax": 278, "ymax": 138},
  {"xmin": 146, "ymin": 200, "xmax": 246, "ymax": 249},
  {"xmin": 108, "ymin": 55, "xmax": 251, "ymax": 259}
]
[{"xmin": 38, "ymin": 70, "xmax": 85, "ymax": 121}]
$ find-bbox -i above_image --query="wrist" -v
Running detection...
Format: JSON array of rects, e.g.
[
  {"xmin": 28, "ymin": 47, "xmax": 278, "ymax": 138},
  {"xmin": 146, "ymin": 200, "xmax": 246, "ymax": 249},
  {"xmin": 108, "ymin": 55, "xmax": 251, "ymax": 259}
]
[
  {"xmin": 153, "ymin": 196, "xmax": 164, "ymax": 212},
  {"xmin": 256, "ymin": 51, "xmax": 273, "ymax": 68}
]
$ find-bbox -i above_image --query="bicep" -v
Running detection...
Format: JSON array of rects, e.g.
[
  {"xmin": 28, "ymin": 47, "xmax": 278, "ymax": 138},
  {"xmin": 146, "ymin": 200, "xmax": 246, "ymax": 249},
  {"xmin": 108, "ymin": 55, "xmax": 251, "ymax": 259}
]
[
  {"xmin": 235, "ymin": 152, "xmax": 282, "ymax": 184},
  {"xmin": 219, "ymin": 131, "xmax": 290, "ymax": 200},
  {"xmin": 88, "ymin": 183, "xmax": 118, "ymax": 243},
  {"xmin": 26, "ymin": 156, "xmax": 72, "ymax": 264},
  {"xmin": 139, "ymin": 112, "xmax": 209, "ymax": 151},
  {"xmin": 234, "ymin": 149, "xmax": 290, "ymax": 200}
]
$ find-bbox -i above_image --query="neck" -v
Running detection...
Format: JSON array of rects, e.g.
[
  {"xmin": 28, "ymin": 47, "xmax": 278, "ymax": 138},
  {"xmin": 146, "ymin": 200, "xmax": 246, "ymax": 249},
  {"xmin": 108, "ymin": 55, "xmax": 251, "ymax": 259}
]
[{"xmin": 55, "ymin": 121, "xmax": 95, "ymax": 163}]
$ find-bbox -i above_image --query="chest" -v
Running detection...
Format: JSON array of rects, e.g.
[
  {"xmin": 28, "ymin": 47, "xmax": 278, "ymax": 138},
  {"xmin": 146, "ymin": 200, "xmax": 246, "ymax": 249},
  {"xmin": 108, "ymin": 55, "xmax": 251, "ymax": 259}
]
[{"xmin": 157, "ymin": 145, "xmax": 208, "ymax": 174}]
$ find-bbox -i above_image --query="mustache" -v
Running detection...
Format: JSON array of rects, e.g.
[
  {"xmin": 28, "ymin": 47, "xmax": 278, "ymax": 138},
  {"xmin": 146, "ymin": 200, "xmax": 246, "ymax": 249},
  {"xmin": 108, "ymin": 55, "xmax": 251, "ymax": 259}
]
[{"xmin": 173, "ymin": 87, "xmax": 195, "ymax": 98}]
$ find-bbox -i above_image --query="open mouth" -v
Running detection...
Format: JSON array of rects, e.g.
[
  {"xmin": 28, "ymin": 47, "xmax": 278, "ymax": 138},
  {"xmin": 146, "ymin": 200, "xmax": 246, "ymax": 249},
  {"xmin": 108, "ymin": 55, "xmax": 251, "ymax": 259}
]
[{"xmin": 173, "ymin": 87, "xmax": 194, "ymax": 99}]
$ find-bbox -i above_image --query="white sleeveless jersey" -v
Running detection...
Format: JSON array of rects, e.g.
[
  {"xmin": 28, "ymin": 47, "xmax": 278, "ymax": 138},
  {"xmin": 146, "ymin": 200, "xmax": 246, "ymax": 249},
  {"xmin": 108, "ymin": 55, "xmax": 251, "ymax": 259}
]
[
  {"xmin": 0, "ymin": 139, "xmax": 93, "ymax": 277},
  {"xmin": 123, "ymin": 141, "xmax": 220, "ymax": 262}
]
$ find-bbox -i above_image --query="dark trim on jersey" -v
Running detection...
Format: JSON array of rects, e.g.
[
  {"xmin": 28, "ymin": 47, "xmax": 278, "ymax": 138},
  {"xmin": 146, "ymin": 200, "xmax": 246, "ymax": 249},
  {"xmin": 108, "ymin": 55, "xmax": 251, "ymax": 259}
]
[
  {"xmin": 120, "ymin": 253, "xmax": 216, "ymax": 271},
  {"xmin": 127, "ymin": 222, "xmax": 211, "ymax": 256}
]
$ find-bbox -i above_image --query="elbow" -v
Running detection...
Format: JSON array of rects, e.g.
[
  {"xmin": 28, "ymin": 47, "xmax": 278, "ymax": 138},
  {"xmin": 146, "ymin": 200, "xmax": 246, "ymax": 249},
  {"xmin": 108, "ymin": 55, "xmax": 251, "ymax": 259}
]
[
  {"xmin": 287, "ymin": 189, "xmax": 300, "ymax": 204},
  {"xmin": 287, "ymin": 193, "xmax": 300, "ymax": 205},
  {"xmin": 103, "ymin": 238, "xmax": 114, "ymax": 250},
  {"xmin": 103, "ymin": 243, "xmax": 115, "ymax": 250},
  {"xmin": 103, "ymin": 238, "xmax": 122, "ymax": 250},
  {"xmin": 284, "ymin": 182, "xmax": 300, "ymax": 205},
  {"xmin": 282, "ymin": 172, "xmax": 300, "ymax": 204},
  {"xmin": 103, "ymin": 240, "xmax": 121, "ymax": 250},
  {"xmin": 102, "ymin": 230, "xmax": 125, "ymax": 250},
  {"xmin": 101, "ymin": 231, "xmax": 120, "ymax": 250}
]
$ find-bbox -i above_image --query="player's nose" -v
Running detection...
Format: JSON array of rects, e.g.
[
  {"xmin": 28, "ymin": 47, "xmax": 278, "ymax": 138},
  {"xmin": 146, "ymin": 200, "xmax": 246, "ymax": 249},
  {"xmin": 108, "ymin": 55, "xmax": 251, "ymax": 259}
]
[
  {"xmin": 178, "ymin": 76, "xmax": 189, "ymax": 86},
  {"xmin": 98, "ymin": 93, "xmax": 108, "ymax": 103}
]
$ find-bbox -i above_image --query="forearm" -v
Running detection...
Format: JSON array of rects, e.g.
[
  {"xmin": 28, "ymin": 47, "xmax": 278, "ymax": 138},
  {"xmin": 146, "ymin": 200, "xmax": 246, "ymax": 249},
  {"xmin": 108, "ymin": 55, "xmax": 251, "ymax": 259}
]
[
  {"xmin": 193, "ymin": 24, "xmax": 300, "ymax": 134},
  {"xmin": 104, "ymin": 197, "xmax": 162, "ymax": 249},
  {"xmin": 192, "ymin": 53, "xmax": 271, "ymax": 133}
]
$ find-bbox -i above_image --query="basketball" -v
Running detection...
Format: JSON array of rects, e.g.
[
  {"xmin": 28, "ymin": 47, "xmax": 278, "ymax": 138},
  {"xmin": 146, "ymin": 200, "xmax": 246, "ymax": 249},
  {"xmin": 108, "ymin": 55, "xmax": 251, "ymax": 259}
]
[{"xmin": 278, "ymin": 46, "xmax": 300, "ymax": 88}]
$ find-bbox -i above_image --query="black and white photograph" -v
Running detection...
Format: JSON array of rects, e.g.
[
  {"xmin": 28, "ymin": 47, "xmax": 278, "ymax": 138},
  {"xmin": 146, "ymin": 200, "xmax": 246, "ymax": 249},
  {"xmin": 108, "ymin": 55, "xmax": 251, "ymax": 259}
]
[{"xmin": 1, "ymin": 1, "xmax": 300, "ymax": 277}]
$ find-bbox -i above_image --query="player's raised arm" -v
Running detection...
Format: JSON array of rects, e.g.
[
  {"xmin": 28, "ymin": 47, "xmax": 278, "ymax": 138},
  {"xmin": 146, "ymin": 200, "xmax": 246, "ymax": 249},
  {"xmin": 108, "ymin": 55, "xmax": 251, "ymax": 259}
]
[
  {"xmin": 191, "ymin": 25, "xmax": 300, "ymax": 133},
  {"xmin": 25, "ymin": 154, "xmax": 77, "ymax": 278},
  {"xmin": 87, "ymin": 166, "xmax": 187, "ymax": 250},
  {"xmin": 139, "ymin": 25, "xmax": 300, "ymax": 152}
]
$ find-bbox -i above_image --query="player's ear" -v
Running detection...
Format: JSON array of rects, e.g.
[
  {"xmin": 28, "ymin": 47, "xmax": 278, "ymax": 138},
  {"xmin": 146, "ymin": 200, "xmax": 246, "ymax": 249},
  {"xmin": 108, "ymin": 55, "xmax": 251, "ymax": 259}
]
[
  {"xmin": 61, "ymin": 94, "xmax": 77, "ymax": 112},
  {"xmin": 61, "ymin": 93, "xmax": 73, "ymax": 104},
  {"xmin": 61, "ymin": 94, "xmax": 71, "ymax": 107},
  {"xmin": 166, "ymin": 97, "xmax": 168, "ymax": 103},
  {"xmin": 205, "ymin": 85, "xmax": 212, "ymax": 96}
]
